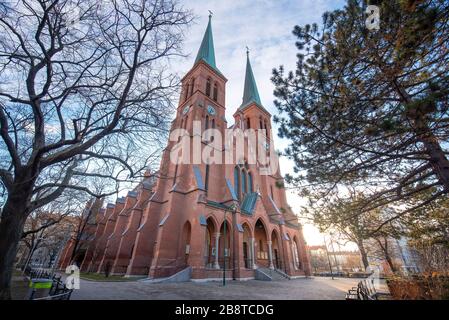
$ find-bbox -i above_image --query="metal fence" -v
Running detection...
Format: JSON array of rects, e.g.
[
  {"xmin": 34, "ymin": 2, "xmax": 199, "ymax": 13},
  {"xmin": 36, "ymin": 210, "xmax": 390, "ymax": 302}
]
[{"xmin": 23, "ymin": 266, "xmax": 73, "ymax": 300}]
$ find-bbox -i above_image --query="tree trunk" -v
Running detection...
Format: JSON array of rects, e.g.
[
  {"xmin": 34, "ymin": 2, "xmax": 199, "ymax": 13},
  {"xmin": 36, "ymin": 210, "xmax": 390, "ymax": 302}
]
[
  {"xmin": 70, "ymin": 214, "xmax": 89, "ymax": 263},
  {"xmin": 384, "ymin": 251, "xmax": 398, "ymax": 273},
  {"xmin": 394, "ymin": 81, "xmax": 449, "ymax": 190},
  {"xmin": 375, "ymin": 237, "xmax": 398, "ymax": 273},
  {"xmin": 0, "ymin": 170, "xmax": 35, "ymax": 300},
  {"xmin": 418, "ymin": 130, "xmax": 449, "ymax": 190},
  {"xmin": 0, "ymin": 204, "xmax": 28, "ymax": 300},
  {"xmin": 21, "ymin": 245, "xmax": 33, "ymax": 270},
  {"xmin": 357, "ymin": 240, "xmax": 370, "ymax": 270}
]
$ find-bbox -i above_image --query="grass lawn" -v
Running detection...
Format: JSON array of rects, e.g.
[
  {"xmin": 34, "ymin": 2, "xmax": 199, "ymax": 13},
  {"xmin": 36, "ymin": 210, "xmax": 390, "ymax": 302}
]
[{"xmin": 80, "ymin": 273, "xmax": 145, "ymax": 282}]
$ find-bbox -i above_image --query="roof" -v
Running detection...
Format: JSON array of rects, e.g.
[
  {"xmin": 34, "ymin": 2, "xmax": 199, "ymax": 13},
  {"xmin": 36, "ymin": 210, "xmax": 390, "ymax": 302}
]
[
  {"xmin": 194, "ymin": 15, "xmax": 218, "ymax": 72},
  {"xmin": 240, "ymin": 53, "xmax": 262, "ymax": 108},
  {"xmin": 241, "ymin": 192, "xmax": 258, "ymax": 215},
  {"xmin": 207, "ymin": 200, "xmax": 232, "ymax": 211}
]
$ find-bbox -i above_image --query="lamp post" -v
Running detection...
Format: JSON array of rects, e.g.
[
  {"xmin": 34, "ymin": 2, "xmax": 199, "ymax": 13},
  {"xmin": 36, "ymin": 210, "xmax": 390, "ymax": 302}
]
[
  {"xmin": 323, "ymin": 235, "xmax": 334, "ymax": 280},
  {"xmin": 329, "ymin": 232, "xmax": 339, "ymax": 273},
  {"xmin": 222, "ymin": 209, "xmax": 227, "ymax": 287}
]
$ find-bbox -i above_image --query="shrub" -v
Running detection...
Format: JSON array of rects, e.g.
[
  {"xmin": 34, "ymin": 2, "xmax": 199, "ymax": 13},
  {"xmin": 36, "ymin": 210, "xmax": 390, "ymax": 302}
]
[{"xmin": 387, "ymin": 272, "xmax": 449, "ymax": 299}]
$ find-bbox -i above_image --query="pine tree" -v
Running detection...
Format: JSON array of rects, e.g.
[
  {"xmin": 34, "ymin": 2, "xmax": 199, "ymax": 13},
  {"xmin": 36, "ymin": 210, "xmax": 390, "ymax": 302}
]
[{"xmin": 272, "ymin": 0, "xmax": 449, "ymax": 222}]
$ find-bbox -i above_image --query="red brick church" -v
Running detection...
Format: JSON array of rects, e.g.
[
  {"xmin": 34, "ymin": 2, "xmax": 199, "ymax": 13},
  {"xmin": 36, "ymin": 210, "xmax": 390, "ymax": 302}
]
[{"xmin": 58, "ymin": 16, "xmax": 311, "ymax": 281}]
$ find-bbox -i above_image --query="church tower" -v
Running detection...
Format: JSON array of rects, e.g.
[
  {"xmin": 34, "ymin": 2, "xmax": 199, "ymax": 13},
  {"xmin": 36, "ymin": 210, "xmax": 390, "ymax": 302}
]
[
  {"xmin": 76, "ymin": 15, "xmax": 311, "ymax": 280},
  {"xmin": 177, "ymin": 14, "xmax": 227, "ymax": 133}
]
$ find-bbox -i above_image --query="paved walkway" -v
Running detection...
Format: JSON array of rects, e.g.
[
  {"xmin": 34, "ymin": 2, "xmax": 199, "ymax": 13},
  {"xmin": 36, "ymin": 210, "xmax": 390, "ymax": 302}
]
[{"xmin": 70, "ymin": 277, "xmax": 376, "ymax": 300}]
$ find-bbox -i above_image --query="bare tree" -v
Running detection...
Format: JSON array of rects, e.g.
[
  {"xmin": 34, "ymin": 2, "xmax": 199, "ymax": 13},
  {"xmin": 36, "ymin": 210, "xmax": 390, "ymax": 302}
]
[
  {"xmin": 17, "ymin": 190, "xmax": 88, "ymax": 269},
  {"xmin": 0, "ymin": 0, "xmax": 192, "ymax": 299},
  {"xmin": 18, "ymin": 205, "xmax": 78, "ymax": 270},
  {"xmin": 303, "ymin": 188, "xmax": 377, "ymax": 270}
]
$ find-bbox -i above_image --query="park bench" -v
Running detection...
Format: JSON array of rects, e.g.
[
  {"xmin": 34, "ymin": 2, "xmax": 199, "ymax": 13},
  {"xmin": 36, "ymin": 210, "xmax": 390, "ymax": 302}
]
[{"xmin": 345, "ymin": 279, "xmax": 390, "ymax": 300}]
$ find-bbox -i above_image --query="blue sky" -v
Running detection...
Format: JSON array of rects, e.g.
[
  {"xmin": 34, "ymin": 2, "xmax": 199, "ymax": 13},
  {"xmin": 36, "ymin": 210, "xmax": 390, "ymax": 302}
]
[{"xmin": 172, "ymin": 0, "xmax": 347, "ymax": 245}]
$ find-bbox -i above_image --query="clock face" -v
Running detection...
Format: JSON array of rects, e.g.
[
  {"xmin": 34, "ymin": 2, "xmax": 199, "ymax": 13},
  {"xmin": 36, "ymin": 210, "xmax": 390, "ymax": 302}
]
[
  {"xmin": 182, "ymin": 105, "xmax": 190, "ymax": 115},
  {"xmin": 207, "ymin": 105, "xmax": 216, "ymax": 115}
]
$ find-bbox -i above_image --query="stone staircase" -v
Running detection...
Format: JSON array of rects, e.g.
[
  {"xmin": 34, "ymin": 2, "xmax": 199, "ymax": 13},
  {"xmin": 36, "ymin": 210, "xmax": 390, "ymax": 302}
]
[
  {"xmin": 257, "ymin": 267, "xmax": 290, "ymax": 281},
  {"xmin": 139, "ymin": 266, "xmax": 191, "ymax": 283}
]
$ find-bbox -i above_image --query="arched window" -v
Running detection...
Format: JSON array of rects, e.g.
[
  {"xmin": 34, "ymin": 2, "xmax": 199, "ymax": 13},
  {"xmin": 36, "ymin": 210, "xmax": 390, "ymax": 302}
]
[
  {"xmin": 190, "ymin": 78, "xmax": 195, "ymax": 96},
  {"xmin": 173, "ymin": 164, "xmax": 178, "ymax": 186},
  {"xmin": 292, "ymin": 241, "xmax": 300, "ymax": 270},
  {"xmin": 234, "ymin": 166, "xmax": 241, "ymax": 200},
  {"xmin": 210, "ymin": 118, "xmax": 215, "ymax": 142},
  {"xmin": 205, "ymin": 227, "xmax": 211, "ymax": 265},
  {"xmin": 270, "ymin": 185, "xmax": 274, "ymax": 199},
  {"xmin": 213, "ymin": 83, "xmax": 218, "ymax": 101},
  {"xmin": 205, "ymin": 164, "xmax": 210, "ymax": 193},
  {"xmin": 206, "ymin": 78, "xmax": 211, "ymax": 97},
  {"xmin": 184, "ymin": 84, "xmax": 189, "ymax": 101},
  {"xmin": 242, "ymin": 170, "xmax": 247, "ymax": 197},
  {"xmin": 248, "ymin": 172, "xmax": 253, "ymax": 193},
  {"xmin": 259, "ymin": 117, "xmax": 263, "ymax": 130},
  {"xmin": 264, "ymin": 120, "xmax": 268, "ymax": 131},
  {"xmin": 246, "ymin": 118, "xmax": 251, "ymax": 129},
  {"xmin": 205, "ymin": 115, "xmax": 209, "ymax": 130}
]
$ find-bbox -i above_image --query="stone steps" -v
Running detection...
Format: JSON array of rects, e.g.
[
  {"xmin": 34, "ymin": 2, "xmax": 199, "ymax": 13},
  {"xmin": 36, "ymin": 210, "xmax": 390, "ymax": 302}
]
[
  {"xmin": 139, "ymin": 266, "xmax": 191, "ymax": 283},
  {"xmin": 257, "ymin": 267, "xmax": 289, "ymax": 281}
]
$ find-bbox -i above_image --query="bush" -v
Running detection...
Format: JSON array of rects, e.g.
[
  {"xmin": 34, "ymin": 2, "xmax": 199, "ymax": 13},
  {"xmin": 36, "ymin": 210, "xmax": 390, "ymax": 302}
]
[{"xmin": 387, "ymin": 272, "xmax": 449, "ymax": 300}]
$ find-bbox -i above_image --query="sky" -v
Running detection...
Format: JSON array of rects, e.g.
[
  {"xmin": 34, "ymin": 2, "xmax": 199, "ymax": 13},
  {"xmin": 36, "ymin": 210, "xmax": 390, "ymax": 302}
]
[{"xmin": 171, "ymin": 0, "xmax": 348, "ymax": 246}]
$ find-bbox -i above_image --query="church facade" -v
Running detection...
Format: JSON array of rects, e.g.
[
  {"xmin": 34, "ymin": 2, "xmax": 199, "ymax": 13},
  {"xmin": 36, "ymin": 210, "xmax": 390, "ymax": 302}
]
[{"xmin": 58, "ymin": 16, "xmax": 311, "ymax": 280}]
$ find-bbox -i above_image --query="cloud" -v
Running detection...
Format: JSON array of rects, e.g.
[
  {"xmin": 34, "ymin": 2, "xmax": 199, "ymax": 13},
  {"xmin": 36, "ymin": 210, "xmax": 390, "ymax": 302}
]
[
  {"xmin": 176, "ymin": 0, "xmax": 345, "ymax": 116},
  {"xmin": 174, "ymin": 0, "xmax": 346, "ymax": 245}
]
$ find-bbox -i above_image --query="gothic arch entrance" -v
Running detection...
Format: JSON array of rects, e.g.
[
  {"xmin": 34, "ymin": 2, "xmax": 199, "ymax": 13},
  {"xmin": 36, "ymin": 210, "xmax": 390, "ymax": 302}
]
[
  {"xmin": 204, "ymin": 217, "xmax": 216, "ymax": 268},
  {"xmin": 271, "ymin": 230, "xmax": 281, "ymax": 269},
  {"xmin": 179, "ymin": 221, "xmax": 191, "ymax": 266},
  {"xmin": 219, "ymin": 220, "xmax": 232, "ymax": 269},
  {"xmin": 242, "ymin": 223, "xmax": 252, "ymax": 269},
  {"xmin": 254, "ymin": 219, "xmax": 268, "ymax": 267},
  {"xmin": 292, "ymin": 236, "xmax": 301, "ymax": 270}
]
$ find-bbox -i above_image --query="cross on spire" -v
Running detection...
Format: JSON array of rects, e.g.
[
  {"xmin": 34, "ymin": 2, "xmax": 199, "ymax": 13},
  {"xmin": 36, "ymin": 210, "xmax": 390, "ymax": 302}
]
[
  {"xmin": 246, "ymin": 46, "xmax": 250, "ymax": 57},
  {"xmin": 208, "ymin": 10, "xmax": 213, "ymax": 19}
]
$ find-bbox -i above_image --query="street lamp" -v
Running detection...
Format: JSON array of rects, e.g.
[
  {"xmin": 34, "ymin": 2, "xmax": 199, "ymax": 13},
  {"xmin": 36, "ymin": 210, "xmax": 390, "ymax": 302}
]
[
  {"xmin": 329, "ymin": 232, "xmax": 339, "ymax": 273},
  {"xmin": 323, "ymin": 235, "xmax": 334, "ymax": 280}
]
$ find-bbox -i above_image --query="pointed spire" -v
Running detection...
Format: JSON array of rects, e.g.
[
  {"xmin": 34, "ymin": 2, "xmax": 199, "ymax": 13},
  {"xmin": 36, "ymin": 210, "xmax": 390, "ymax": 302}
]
[
  {"xmin": 194, "ymin": 13, "xmax": 216, "ymax": 69},
  {"xmin": 241, "ymin": 49, "xmax": 262, "ymax": 107}
]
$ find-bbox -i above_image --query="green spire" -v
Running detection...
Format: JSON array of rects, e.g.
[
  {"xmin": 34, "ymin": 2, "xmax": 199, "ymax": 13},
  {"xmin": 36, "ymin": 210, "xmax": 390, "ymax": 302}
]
[
  {"xmin": 241, "ymin": 49, "xmax": 262, "ymax": 107},
  {"xmin": 194, "ymin": 14, "xmax": 216, "ymax": 69}
]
